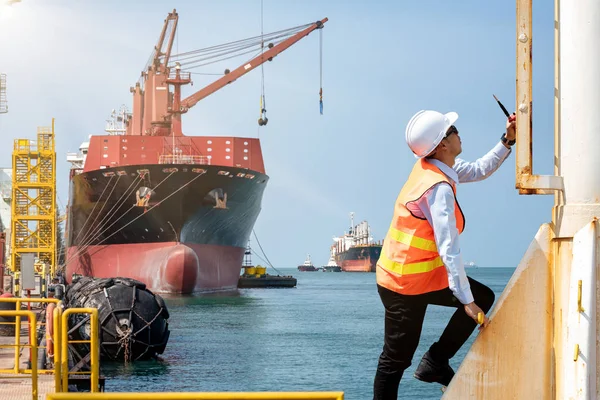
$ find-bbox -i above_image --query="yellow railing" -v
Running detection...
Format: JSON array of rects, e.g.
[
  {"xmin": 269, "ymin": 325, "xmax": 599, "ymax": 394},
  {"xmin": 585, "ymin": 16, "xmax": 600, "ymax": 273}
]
[
  {"xmin": 60, "ymin": 307, "xmax": 100, "ymax": 393},
  {"xmin": 0, "ymin": 310, "xmax": 39, "ymax": 400},
  {"xmin": 0, "ymin": 298, "xmax": 101, "ymax": 395},
  {"xmin": 158, "ymin": 154, "xmax": 210, "ymax": 165},
  {"xmin": 0, "ymin": 297, "xmax": 59, "ymax": 374},
  {"xmin": 46, "ymin": 393, "xmax": 345, "ymax": 399}
]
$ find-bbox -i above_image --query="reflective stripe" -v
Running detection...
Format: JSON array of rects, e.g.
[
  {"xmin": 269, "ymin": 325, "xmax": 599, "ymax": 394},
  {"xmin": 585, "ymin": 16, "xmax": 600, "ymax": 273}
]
[
  {"xmin": 377, "ymin": 264, "xmax": 449, "ymax": 295},
  {"xmin": 379, "ymin": 253, "xmax": 444, "ymax": 275},
  {"xmin": 388, "ymin": 226, "xmax": 437, "ymax": 252}
]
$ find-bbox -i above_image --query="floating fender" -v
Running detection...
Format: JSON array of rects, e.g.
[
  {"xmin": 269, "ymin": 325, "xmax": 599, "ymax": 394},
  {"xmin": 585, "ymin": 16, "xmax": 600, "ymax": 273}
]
[{"xmin": 65, "ymin": 277, "xmax": 170, "ymax": 362}]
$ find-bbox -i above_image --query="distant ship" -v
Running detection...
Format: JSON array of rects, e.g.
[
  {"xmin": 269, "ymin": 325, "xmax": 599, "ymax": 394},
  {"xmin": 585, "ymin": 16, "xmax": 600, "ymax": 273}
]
[
  {"xmin": 331, "ymin": 212, "xmax": 382, "ymax": 272},
  {"xmin": 297, "ymin": 254, "xmax": 318, "ymax": 272},
  {"xmin": 465, "ymin": 261, "xmax": 478, "ymax": 268}
]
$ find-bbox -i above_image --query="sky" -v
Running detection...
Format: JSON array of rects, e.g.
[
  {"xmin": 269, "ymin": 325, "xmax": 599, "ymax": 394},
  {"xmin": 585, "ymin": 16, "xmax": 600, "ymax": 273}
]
[{"xmin": 0, "ymin": 0, "xmax": 556, "ymax": 268}]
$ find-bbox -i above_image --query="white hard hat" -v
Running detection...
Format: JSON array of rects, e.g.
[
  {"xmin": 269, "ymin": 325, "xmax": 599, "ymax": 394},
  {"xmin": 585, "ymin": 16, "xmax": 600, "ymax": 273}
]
[{"xmin": 405, "ymin": 110, "xmax": 459, "ymax": 158}]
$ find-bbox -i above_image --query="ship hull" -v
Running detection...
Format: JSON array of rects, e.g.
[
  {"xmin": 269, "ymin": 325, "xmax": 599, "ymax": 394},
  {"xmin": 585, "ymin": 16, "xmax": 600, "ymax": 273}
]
[
  {"xmin": 66, "ymin": 164, "xmax": 268, "ymax": 294},
  {"xmin": 335, "ymin": 245, "xmax": 382, "ymax": 272},
  {"xmin": 66, "ymin": 243, "xmax": 244, "ymax": 294},
  {"xmin": 297, "ymin": 266, "xmax": 318, "ymax": 272}
]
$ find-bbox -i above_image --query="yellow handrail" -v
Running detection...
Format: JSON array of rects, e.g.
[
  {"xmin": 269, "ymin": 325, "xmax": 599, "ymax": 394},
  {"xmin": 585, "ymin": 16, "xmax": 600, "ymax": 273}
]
[
  {"xmin": 0, "ymin": 310, "xmax": 38, "ymax": 400},
  {"xmin": 0, "ymin": 298, "xmax": 103, "ymax": 397},
  {"xmin": 0, "ymin": 297, "xmax": 59, "ymax": 374},
  {"xmin": 46, "ymin": 392, "xmax": 345, "ymax": 400},
  {"xmin": 61, "ymin": 307, "xmax": 99, "ymax": 393}
]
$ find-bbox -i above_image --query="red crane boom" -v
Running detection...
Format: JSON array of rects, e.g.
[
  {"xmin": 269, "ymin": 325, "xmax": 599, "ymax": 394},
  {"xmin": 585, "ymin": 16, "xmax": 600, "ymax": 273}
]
[
  {"xmin": 127, "ymin": 11, "xmax": 327, "ymax": 137},
  {"xmin": 181, "ymin": 18, "xmax": 327, "ymax": 110}
]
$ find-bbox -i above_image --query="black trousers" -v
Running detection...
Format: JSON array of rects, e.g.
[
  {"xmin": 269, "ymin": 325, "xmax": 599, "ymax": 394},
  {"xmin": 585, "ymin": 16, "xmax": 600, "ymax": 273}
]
[{"xmin": 373, "ymin": 278, "xmax": 495, "ymax": 400}]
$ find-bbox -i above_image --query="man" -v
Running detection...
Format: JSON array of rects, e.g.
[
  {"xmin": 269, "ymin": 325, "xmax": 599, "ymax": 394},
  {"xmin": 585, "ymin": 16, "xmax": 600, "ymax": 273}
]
[{"xmin": 373, "ymin": 109, "xmax": 517, "ymax": 399}]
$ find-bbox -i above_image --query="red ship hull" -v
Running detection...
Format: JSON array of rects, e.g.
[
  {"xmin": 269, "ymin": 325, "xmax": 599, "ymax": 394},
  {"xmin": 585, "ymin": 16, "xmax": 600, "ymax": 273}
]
[
  {"xmin": 339, "ymin": 259, "xmax": 376, "ymax": 272},
  {"xmin": 66, "ymin": 242, "xmax": 244, "ymax": 294},
  {"xmin": 335, "ymin": 245, "xmax": 382, "ymax": 273}
]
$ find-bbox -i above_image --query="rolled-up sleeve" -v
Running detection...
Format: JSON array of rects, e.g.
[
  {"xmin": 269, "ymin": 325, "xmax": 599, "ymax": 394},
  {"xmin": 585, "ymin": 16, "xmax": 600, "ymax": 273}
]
[{"xmin": 418, "ymin": 183, "xmax": 474, "ymax": 304}]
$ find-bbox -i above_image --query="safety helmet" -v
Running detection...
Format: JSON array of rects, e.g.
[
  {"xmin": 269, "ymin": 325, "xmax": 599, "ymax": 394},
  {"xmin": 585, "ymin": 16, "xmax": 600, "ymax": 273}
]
[{"xmin": 405, "ymin": 110, "xmax": 459, "ymax": 158}]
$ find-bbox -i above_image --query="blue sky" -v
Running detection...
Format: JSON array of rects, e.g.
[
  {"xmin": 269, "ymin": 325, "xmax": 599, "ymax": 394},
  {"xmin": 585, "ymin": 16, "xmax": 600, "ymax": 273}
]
[{"xmin": 0, "ymin": 0, "xmax": 556, "ymax": 268}]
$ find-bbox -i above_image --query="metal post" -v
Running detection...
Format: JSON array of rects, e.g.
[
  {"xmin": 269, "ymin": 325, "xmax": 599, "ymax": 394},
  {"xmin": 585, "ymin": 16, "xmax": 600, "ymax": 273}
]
[
  {"xmin": 14, "ymin": 300, "xmax": 20, "ymax": 373},
  {"xmin": 552, "ymin": 0, "xmax": 600, "ymax": 236},
  {"xmin": 26, "ymin": 289, "xmax": 32, "ymax": 365},
  {"xmin": 553, "ymin": 1, "xmax": 600, "ymax": 398},
  {"xmin": 515, "ymin": 0, "xmax": 563, "ymax": 194}
]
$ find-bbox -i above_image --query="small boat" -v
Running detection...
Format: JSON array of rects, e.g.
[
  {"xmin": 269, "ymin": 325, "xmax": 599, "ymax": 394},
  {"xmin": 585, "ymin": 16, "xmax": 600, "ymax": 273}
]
[
  {"xmin": 297, "ymin": 254, "xmax": 318, "ymax": 271},
  {"xmin": 320, "ymin": 248, "xmax": 341, "ymax": 272}
]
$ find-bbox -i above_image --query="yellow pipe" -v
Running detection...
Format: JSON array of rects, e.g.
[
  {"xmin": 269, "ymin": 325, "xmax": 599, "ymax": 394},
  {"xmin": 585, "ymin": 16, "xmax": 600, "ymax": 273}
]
[
  {"xmin": 30, "ymin": 311, "xmax": 37, "ymax": 400},
  {"xmin": 46, "ymin": 393, "xmax": 345, "ymax": 400},
  {"xmin": 15, "ymin": 300, "xmax": 20, "ymax": 374},
  {"xmin": 0, "ymin": 298, "xmax": 60, "ymax": 305},
  {"xmin": 90, "ymin": 307, "xmax": 99, "ymax": 392}
]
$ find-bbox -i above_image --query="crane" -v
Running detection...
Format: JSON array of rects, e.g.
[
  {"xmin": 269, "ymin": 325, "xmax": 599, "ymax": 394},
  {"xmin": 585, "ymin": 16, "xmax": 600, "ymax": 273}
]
[{"xmin": 126, "ymin": 9, "xmax": 327, "ymax": 137}]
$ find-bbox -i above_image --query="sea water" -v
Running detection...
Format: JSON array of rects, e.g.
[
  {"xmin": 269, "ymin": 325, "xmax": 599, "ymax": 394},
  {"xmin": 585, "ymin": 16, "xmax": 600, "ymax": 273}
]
[{"xmin": 102, "ymin": 267, "xmax": 514, "ymax": 399}]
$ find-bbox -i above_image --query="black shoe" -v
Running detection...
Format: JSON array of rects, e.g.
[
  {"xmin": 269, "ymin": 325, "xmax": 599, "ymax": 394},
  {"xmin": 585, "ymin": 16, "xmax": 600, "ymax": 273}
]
[{"xmin": 413, "ymin": 351, "xmax": 455, "ymax": 386}]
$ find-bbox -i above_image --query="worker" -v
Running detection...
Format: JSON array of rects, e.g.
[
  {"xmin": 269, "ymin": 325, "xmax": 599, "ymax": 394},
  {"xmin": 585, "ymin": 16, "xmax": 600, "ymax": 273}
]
[{"xmin": 373, "ymin": 109, "xmax": 517, "ymax": 399}]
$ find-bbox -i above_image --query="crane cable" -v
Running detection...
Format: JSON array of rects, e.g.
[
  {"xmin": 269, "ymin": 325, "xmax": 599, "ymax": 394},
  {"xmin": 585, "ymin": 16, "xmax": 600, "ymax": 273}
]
[
  {"xmin": 252, "ymin": 230, "xmax": 283, "ymax": 275},
  {"xmin": 319, "ymin": 26, "xmax": 323, "ymax": 115},
  {"xmin": 258, "ymin": 0, "xmax": 268, "ymax": 127}
]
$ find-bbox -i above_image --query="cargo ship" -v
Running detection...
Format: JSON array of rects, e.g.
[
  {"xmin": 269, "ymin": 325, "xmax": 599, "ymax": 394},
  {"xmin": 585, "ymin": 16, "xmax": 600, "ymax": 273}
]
[
  {"xmin": 64, "ymin": 10, "xmax": 327, "ymax": 294},
  {"xmin": 331, "ymin": 213, "xmax": 382, "ymax": 272}
]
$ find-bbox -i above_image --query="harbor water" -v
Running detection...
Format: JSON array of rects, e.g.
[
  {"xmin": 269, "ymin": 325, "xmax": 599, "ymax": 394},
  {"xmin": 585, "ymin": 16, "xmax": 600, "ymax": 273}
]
[{"xmin": 102, "ymin": 267, "xmax": 514, "ymax": 399}]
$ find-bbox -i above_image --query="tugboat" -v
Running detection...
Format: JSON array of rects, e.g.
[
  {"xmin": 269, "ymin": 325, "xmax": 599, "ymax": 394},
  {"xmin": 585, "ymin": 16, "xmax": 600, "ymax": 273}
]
[
  {"xmin": 297, "ymin": 254, "xmax": 317, "ymax": 272},
  {"xmin": 321, "ymin": 246, "xmax": 341, "ymax": 272}
]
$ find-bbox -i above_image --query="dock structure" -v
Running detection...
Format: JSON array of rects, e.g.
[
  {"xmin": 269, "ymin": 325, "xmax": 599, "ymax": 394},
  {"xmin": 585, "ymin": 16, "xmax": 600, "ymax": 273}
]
[
  {"xmin": 238, "ymin": 264, "xmax": 297, "ymax": 288},
  {"xmin": 444, "ymin": 0, "xmax": 600, "ymax": 398},
  {"xmin": 0, "ymin": 320, "xmax": 55, "ymax": 400}
]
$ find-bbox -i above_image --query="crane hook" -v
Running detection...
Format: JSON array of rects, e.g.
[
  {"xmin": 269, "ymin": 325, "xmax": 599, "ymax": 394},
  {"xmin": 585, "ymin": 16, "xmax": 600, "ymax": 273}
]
[{"xmin": 258, "ymin": 94, "xmax": 268, "ymax": 126}]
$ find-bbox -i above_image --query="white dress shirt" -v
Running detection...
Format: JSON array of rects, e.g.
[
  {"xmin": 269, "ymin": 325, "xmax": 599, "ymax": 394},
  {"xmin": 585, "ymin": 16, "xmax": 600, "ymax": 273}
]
[{"xmin": 405, "ymin": 142, "xmax": 511, "ymax": 304}]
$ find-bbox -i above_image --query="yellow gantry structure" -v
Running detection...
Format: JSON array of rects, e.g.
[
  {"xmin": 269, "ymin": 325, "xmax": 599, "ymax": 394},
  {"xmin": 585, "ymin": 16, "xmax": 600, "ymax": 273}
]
[{"xmin": 10, "ymin": 119, "xmax": 57, "ymax": 279}]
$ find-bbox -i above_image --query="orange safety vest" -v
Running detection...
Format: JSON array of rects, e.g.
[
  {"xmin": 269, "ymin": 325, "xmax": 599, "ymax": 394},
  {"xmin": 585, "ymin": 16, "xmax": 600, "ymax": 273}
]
[{"xmin": 376, "ymin": 159, "xmax": 465, "ymax": 295}]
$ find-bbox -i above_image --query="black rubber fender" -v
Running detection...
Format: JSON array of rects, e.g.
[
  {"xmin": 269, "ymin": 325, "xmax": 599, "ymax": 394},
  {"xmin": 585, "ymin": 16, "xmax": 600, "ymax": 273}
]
[{"xmin": 65, "ymin": 276, "xmax": 170, "ymax": 362}]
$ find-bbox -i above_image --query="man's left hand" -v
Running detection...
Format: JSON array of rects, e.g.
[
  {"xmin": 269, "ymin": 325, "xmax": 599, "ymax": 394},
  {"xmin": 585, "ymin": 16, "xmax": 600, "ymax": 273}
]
[{"xmin": 506, "ymin": 113, "xmax": 516, "ymax": 141}]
